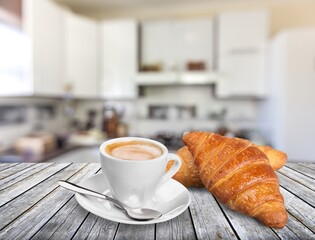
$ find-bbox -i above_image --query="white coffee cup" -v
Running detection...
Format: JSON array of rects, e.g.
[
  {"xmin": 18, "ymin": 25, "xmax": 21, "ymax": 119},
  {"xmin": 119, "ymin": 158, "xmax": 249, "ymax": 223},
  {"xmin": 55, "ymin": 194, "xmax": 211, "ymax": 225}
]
[{"xmin": 99, "ymin": 137, "xmax": 181, "ymax": 208}]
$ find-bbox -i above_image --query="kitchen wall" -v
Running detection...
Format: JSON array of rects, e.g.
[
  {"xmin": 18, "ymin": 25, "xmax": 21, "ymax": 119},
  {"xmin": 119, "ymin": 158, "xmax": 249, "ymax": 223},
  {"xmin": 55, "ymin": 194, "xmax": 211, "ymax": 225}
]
[{"xmin": 77, "ymin": 0, "xmax": 315, "ymax": 36}]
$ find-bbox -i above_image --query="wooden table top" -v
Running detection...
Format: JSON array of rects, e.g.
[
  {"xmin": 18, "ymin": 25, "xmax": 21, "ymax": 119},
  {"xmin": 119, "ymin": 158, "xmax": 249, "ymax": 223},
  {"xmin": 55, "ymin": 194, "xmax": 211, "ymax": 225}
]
[{"xmin": 0, "ymin": 162, "xmax": 314, "ymax": 239}]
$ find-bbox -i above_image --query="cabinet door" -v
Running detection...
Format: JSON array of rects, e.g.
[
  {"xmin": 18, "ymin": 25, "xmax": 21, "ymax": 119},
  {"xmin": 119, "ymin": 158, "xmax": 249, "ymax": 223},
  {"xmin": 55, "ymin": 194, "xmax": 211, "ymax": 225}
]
[
  {"xmin": 101, "ymin": 20, "xmax": 137, "ymax": 99},
  {"xmin": 65, "ymin": 12, "xmax": 99, "ymax": 98},
  {"xmin": 31, "ymin": 0, "xmax": 65, "ymax": 95},
  {"xmin": 0, "ymin": 23, "xmax": 30, "ymax": 95},
  {"xmin": 141, "ymin": 21, "xmax": 174, "ymax": 71},
  {"xmin": 217, "ymin": 10, "xmax": 268, "ymax": 97},
  {"xmin": 174, "ymin": 19, "xmax": 214, "ymax": 71},
  {"xmin": 217, "ymin": 50, "xmax": 266, "ymax": 97},
  {"xmin": 218, "ymin": 10, "xmax": 268, "ymax": 52},
  {"xmin": 141, "ymin": 19, "xmax": 214, "ymax": 72}
]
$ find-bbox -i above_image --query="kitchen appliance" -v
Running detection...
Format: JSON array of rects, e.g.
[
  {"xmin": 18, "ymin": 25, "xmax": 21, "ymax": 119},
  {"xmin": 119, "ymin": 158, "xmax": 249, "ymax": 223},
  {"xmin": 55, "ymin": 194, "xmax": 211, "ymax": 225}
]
[
  {"xmin": 14, "ymin": 132, "xmax": 56, "ymax": 161},
  {"xmin": 259, "ymin": 28, "xmax": 315, "ymax": 161}
]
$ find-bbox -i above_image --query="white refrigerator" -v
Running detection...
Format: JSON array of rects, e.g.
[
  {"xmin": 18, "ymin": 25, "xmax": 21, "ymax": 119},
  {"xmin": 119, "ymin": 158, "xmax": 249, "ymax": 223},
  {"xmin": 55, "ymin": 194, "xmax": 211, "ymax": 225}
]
[{"xmin": 259, "ymin": 28, "xmax": 315, "ymax": 162}]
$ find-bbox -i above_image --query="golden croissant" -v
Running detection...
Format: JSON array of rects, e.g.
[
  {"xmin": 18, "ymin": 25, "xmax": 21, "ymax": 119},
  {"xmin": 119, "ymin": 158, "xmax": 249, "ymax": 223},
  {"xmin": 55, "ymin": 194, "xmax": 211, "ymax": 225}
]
[
  {"xmin": 167, "ymin": 137, "xmax": 287, "ymax": 188},
  {"xmin": 166, "ymin": 146, "xmax": 204, "ymax": 188},
  {"xmin": 181, "ymin": 131, "xmax": 288, "ymax": 229}
]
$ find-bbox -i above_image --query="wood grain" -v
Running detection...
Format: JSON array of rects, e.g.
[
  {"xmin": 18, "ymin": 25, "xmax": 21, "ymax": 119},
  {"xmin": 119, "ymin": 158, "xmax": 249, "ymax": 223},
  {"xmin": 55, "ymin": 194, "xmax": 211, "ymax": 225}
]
[
  {"xmin": 0, "ymin": 162, "xmax": 315, "ymax": 240},
  {"xmin": 189, "ymin": 187, "xmax": 238, "ymax": 239}
]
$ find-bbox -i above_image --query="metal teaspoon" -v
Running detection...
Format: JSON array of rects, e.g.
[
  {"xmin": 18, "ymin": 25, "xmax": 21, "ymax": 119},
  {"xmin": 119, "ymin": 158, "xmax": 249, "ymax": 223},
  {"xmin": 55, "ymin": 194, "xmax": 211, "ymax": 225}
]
[{"xmin": 58, "ymin": 180, "xmax": 162, "ymax": 221}]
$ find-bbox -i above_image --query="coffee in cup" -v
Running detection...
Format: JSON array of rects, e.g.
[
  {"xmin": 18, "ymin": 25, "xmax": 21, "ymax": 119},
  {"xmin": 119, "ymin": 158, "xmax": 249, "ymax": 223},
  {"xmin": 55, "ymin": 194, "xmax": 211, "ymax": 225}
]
[
  {"xmin": 105, "ymin": 140, "xmax": 162, "ymax": 161},
  {"xmin": 100, "ymin": 137, "xmax": 181, "ymax": 208}
]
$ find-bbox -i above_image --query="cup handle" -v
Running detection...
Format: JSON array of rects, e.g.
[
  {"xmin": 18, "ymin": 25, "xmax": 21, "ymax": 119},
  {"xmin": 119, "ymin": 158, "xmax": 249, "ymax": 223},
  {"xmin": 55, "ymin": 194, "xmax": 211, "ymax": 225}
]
[{"xmin": 160, "ymin": 153, "xmax": 182, "ymax": 185}]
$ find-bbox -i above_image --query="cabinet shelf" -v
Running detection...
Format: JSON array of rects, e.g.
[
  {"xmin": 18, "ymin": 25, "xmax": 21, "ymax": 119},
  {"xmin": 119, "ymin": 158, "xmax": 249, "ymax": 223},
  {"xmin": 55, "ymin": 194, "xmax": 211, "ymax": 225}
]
[{"xmin": 136, "ymin": 71, "xmax": 218, "ymax": 86}]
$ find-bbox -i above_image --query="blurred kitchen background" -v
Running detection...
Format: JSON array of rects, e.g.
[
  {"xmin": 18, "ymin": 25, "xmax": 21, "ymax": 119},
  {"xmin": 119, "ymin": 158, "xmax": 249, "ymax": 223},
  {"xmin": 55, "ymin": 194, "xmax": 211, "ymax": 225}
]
[{"xmin": 1, "ymin": 0, "xmax": 315, "ymax": 163}]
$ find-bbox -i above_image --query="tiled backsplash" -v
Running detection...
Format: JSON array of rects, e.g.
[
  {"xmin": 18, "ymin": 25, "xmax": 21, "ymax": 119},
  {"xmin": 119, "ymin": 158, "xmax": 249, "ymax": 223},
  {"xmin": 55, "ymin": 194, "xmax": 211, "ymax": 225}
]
[
  {"xmin": 0, "ymin": 86, "xmax": 263, "ymax": 150},
  {"xmin": 109, "ymin": 85, "xmax": 261, "ymax": 137}
]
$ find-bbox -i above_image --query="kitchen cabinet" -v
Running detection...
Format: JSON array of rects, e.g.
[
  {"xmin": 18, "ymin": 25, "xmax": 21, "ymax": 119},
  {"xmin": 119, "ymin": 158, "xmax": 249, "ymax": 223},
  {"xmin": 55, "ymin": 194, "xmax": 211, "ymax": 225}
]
[
  {"xmin": 22, "ymin": 0, "xmax": 65, "ymax": 96},
  {"xmin": 0, "ymin": 22, "xmax": 29, "ymax": 96},
  {"xmin": 216, "ymin": 10, "xmax": 269, "ymax": 98},
  {"xmin": 259, "ymin": 28, "xmax": 315, "ymax": 161},
  {"xmin": 137, "ymin": 19, "xmax": 216, "ymax": 85},
  {"xmin": 65, "ymin": 12, "xmax": 99, "ymax": 98},
  {"xmin": 141, "ymin": 19, "xmax": 214, "ymax": 71},
  {"xmin": 100, "ymin": 20, "xmax": 138, "ymax": 99},
  {"xmin": 1, "ymin": 0, "xmax": 99, "ymax": 98}
]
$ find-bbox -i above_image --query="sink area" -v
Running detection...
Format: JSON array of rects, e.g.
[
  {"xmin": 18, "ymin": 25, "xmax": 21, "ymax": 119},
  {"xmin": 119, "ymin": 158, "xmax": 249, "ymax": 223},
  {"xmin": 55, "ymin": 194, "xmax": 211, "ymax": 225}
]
[{"xmin": 48, "ymin": 147, "xmax": 100, "ymax": 163}]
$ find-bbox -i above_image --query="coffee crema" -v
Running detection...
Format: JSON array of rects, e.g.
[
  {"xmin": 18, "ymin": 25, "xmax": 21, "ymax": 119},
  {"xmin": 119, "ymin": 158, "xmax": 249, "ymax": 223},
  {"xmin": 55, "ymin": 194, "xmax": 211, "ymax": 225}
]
[{"xmin": 105, "ymin": 140, "xmax": 163, "ymax": 161}]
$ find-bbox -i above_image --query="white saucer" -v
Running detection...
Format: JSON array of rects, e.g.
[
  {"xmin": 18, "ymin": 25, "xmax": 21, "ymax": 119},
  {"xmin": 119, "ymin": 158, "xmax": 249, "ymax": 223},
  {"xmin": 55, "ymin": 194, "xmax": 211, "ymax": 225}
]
[{"xmin": 75, "ymin": 173, "xmax": 191, "ymax": 225}]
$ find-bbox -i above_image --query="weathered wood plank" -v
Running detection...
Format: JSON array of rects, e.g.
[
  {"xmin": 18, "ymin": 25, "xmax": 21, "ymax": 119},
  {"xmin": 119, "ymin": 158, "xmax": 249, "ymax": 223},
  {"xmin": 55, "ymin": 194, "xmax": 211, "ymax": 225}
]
[
  {"xmin": 0, "ymin": 163, "xmax": 35, "ymax": 180},
  {"xmin": 273, "ymin": 187, "xmax": 315, "ymax": 238},
  {"xmin": 279, "ymin": 166, "xmax": 315, "ymax": 191},
  {"xmin": 72, "ymin": 214, "xmax": 118, "ymax": 240},
  {"xmin": 30, "ymin": 196, "xmax": 89, "ymax": 239},
  {"xmin": 285, "ymin": 163, "xmax": 315, "ymax": 179},
  {"xmin": 156, "ymin": 209, "xmax": 196, "ymax": 240},
  {"xmin": 189, "ymin": 188, "xmax": 238, "ymax": 240},
  {"xmin": 0, "ymin": 163, "xmax": 20, "ymax": 172},
  {"xmin": 0, "ymin": 163, "xmax": 97, "ymax": 230},
  {"xmin": 0, "ymin": 163, "xmax": 83, "ymax": 230},
  {"xmin": 0, "ymin": 163, "xmax": 52, "ymax": 191},
  {"xmin": 114, "ymin": 224, "xmax": 155, "ymax": 240},
  {"xmin": 298, "ymin": 162, "xmax": 315, "ymax": 171},
  {"xmin": 273, "ymin": 212, "xmax": 314, "ymax": 240},
  {"xmin": 218, "ymin": 203, "xmax": 279, "ymax": 240},
  {"xmin": 277, "ymin": 172, "xmax": 315, "ymax": 207},
  {"xmin": 0, "ymin": 164, "xmax": 100, "ymax": 239},
  {"xmin": 0, "ymin": 163, "xmax": 71, "ymax": 206}
]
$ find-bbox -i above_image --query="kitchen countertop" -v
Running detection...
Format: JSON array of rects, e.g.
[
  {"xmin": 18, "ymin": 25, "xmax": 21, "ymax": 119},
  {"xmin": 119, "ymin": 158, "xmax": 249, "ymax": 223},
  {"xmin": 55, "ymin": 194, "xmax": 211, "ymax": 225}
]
[
  {"xmin": 0, "ymin": 162, "xmax": 314, "ymax": 239},
  {"xmin": 0, "ymin": 145, "xmax": 95, "ymax": 163}
]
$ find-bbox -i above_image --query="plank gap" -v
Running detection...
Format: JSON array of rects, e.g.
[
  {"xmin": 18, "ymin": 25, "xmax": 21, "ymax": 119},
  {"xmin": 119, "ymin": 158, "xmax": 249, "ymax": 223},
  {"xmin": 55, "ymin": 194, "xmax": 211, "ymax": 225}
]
[
  {"xmin": 187, "ymin": 207, "xmax": 198, "ymax": 240},
  {"xmin": 29, "ymin": 194, "xmax": 76, "ymax": 239},
  {"xmin": 0, "ymin": 163, "xmax": 20, "ymax": 172},
  {"xmin": 284, "ymin": 165, "xmax": 315, "ymax": 181},
  {"xmin": 0, "ymin": 163, "xmax": 87, "ymax": 231},
  {"xmin": 280, "ymin": 184, "xmax": 315, "ymax": 209},
  {"xmin": 0, "ymin": 164, "xmax": 99, "ymax": 239},
  {"xmin": 0, "ymin": 163, "xmax": 55, "ymax": 192},
  {"xmin": 287, "ymin": 211, "xmax": 315, "ymax": 235},
  {"xmin": 278, "ymin": 171, "xmax": 315, "ymax": 196},
  {"xmin": 298, "ymin": 163, "xmax": 315, "ymax": 171},
  {"xmin": 212, "ymin": 196, "xmax": 241, "ymax": 240},
  {"xmin": 0, "ymin": 163, "xmax": 35, "ymax": 181},
  {"xmin": 0, "ymin": 163, "xmax": 72, "ymax": 208},
  {"xmin": 70, "ymin": 212, "xmax": 94, "ymax": 240}
]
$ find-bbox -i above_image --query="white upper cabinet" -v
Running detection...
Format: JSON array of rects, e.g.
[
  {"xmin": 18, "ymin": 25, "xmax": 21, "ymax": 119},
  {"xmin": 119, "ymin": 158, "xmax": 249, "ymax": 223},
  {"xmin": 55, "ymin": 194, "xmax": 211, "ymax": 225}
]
[
  {"xmin": 0, "ymin": 22, "xmax": 30, "ymax": 96},
  {"xmin": 138, "ymin": 19, "xmax": 215, "ymax": 85},
  {"xmin": 1, "ymin": 0, "xmax": 99, "ymax": 98},
  {"xmin": 218, "ymin": 11, "xmax": 268, "ymax": 52},
  {"xmin": 100, "ymin": 20, "xmax": 138, "ymax": 99},
  {"xmin": 174, "ymin": 19, "xmax": 214, "ymax": 71},
  {"xmin": 216, "ymin": 10, "xmax": 269, "ymax": 98},
  {"xmin": 65, "ymin": 12, "xmax": 99, "ymax": 98},
  {"xmin": 23, "ymin": 0, "xmax": 65, "ymax": 96},
  {"xmin": 141, "ymin": 21, "xmax": 175, "ymax": 72}
]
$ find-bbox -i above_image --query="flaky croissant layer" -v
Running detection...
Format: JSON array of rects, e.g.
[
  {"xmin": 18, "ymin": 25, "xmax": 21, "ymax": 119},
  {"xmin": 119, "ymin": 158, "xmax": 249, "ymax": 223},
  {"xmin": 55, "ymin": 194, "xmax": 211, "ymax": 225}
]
[{"xmin": 182, "ymin": 131, "xmax": 288, "ymax": 229}]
